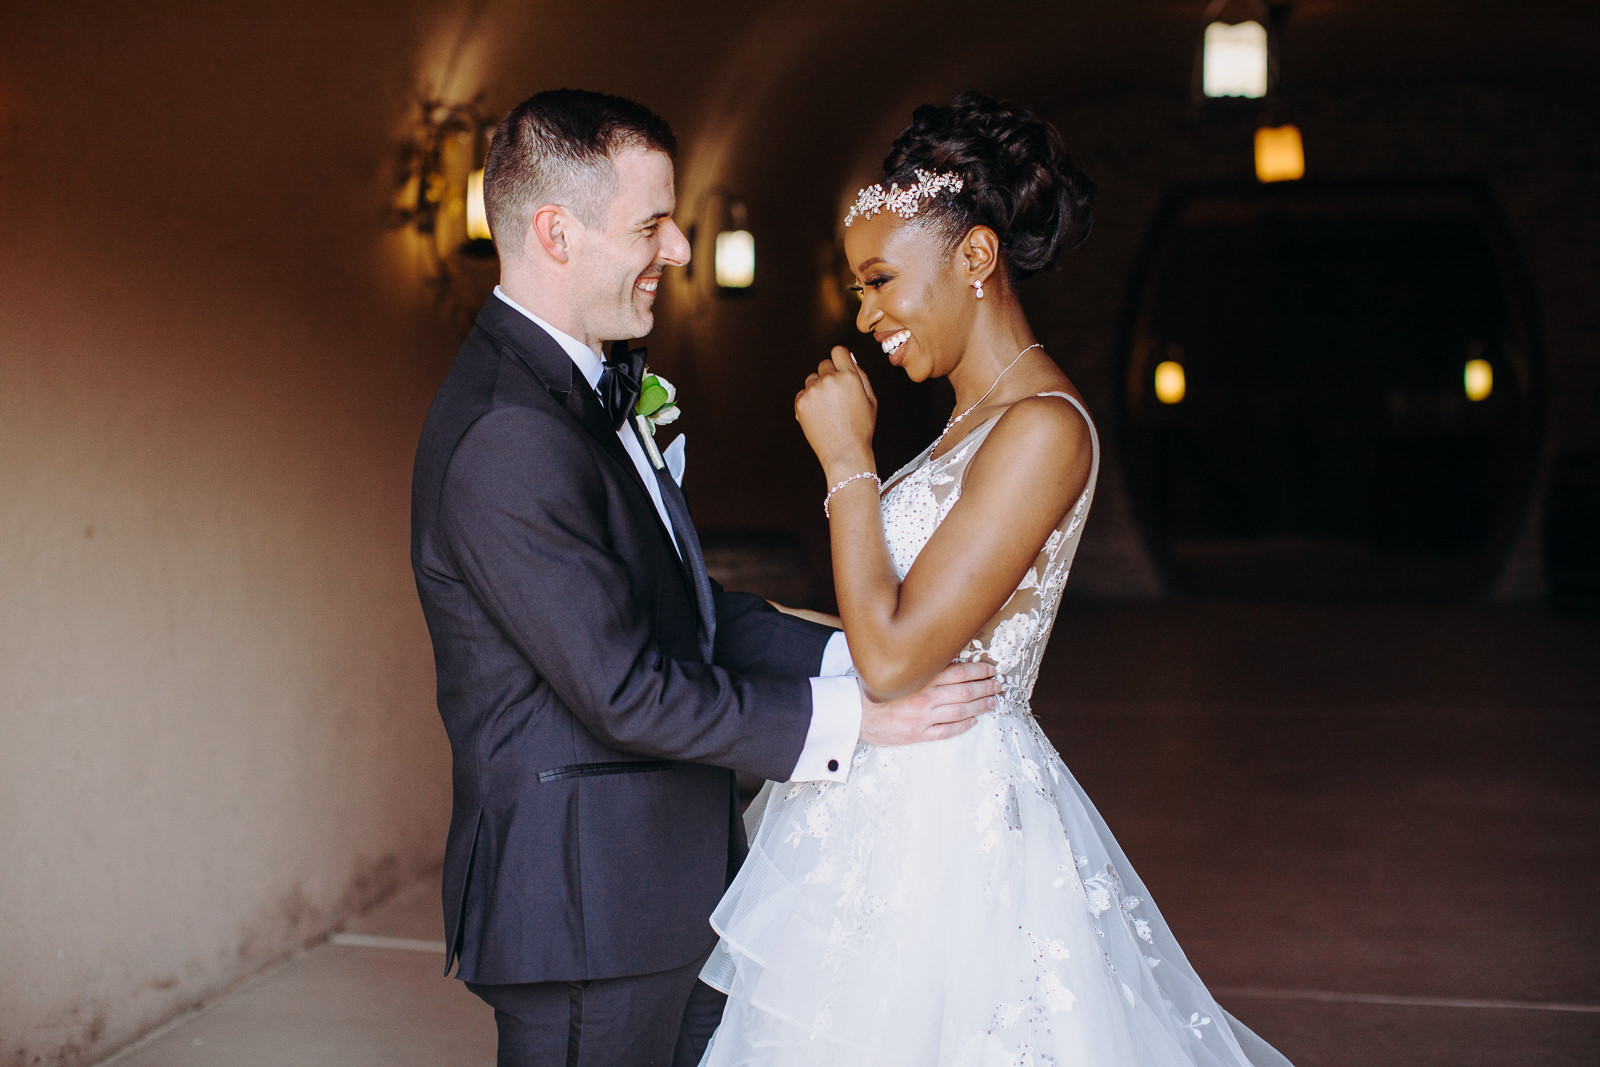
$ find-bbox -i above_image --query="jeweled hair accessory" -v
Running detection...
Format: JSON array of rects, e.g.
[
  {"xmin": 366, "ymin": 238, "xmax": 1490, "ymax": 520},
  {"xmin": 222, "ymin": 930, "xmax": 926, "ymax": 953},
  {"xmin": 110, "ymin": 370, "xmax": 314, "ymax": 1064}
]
[{"xmin": 844, "ymin": 168, "xmax": 964, "ymax": 227}]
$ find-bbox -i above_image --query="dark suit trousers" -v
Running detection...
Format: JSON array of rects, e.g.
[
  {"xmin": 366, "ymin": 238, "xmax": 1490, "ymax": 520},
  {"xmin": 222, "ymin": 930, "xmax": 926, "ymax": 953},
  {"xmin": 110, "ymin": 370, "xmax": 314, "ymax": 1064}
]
[{"xmin": 466, "ymin": 953, "xmax": 725, "ymax": 1067}]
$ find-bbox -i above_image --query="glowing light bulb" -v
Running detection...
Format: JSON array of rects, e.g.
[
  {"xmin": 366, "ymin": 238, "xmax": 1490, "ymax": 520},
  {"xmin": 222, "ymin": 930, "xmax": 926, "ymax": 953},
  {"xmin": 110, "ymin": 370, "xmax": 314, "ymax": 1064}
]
[
  {"xmin": 1464, "ymin": 358, "xmax": 1493, "ymax": 402},
  {"xmin": 1255, "ymin": 125, "xmax": 1305, "ymax": 183},
  {"xmin": 1204, "ymin": 21, "xmax": 1268, "ymax": 99},
  {"xmin": 1154, "ymin": 361, "xmax": 1187, "ymax": 404},
  {"xmin": 715, "ymin": 230, "xmax": 755, "ymax": 289},
  {"xmin": 466, "ymin": 169, "xmax": 490, "ymax": 240}
]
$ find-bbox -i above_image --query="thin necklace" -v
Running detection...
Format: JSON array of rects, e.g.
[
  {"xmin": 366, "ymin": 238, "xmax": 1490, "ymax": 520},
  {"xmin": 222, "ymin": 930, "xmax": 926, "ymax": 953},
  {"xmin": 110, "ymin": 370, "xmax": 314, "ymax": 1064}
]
[{"xmin": 932, "ymin": 342, "xmax": 1044, "ymax": 453}]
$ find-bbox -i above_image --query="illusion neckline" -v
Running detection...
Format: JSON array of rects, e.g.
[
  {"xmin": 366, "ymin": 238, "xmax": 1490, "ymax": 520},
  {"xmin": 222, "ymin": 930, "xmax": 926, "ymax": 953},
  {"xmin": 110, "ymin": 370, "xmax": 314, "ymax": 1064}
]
[
  {"xmin": 880, "ymin": 391, "xmax": 1089, "ymax": 498},
  {"xmin": 926, "ymin": 389, "xmax": 1085, "ymax": 464}
]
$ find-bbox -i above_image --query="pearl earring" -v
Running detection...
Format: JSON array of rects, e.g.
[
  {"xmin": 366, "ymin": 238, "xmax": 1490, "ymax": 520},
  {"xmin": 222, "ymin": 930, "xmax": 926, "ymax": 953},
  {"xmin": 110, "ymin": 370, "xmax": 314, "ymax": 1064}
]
[{"xmin": 973, "ymin": 278, "xmax": 985, "ymax": 299}]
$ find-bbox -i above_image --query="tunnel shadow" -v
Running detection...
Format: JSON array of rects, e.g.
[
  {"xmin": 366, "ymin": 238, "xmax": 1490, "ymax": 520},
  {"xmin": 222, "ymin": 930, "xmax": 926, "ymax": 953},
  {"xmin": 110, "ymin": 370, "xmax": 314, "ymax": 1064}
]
[{"xmin": 1119, "ymin": 180, "xmax": 1541, "ymax": 600}]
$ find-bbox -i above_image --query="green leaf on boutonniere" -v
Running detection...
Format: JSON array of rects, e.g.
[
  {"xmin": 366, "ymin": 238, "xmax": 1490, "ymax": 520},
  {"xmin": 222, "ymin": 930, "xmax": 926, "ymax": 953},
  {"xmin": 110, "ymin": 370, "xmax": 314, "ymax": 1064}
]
[
  {"xmin": 637, "ymin": 378, "xmax": 670, "ymax": 417},
  {"xmin": 635, "ymin": 371, "xmax": 680, "ymax": 434}
]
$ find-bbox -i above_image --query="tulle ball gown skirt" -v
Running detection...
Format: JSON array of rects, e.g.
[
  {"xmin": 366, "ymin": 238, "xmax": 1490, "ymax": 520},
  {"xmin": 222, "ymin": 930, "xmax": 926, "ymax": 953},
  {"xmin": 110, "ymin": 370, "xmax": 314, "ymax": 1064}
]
[{"xmin": 699, "ymin": 706, "xmax": 1294, "ymax": 1067}]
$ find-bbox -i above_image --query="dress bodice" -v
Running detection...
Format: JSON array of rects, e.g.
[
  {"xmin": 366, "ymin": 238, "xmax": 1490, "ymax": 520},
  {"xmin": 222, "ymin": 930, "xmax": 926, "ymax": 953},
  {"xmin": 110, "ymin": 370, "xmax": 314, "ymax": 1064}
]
[{"xmin": 879, "ymin": 392, "xmax": 1098, "ymax": 712}]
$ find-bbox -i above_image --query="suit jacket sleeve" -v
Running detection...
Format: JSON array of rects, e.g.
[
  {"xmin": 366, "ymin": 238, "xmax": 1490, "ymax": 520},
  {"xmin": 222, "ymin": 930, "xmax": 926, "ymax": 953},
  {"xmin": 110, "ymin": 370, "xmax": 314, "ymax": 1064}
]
[
  {"xmin": 709, "ymin": 580, "xmax": 837, "ymax": 678},
  {"xmin": 438, "ymin": 407, "xmax": 812, "ymax": 782}
]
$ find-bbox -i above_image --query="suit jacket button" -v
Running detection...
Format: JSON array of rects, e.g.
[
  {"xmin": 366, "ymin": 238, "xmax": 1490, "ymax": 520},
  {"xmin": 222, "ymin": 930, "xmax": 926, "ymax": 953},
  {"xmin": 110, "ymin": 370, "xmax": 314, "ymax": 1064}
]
[{"xmin": 827, "ymin": 759, "xmax": 839, "ymax": 772}]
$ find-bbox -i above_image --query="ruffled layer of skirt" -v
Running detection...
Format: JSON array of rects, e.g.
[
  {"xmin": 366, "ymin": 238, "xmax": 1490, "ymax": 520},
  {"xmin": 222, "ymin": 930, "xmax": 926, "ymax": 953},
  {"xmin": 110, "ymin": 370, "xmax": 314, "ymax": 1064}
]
[{"xmin": 700, "ymin": 709, "xmax": 1292, "ymax": 1067}]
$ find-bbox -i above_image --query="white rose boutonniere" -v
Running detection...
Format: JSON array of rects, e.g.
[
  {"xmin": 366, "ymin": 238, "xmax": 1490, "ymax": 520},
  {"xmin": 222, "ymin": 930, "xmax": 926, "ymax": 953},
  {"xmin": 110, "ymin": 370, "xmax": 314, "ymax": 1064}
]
[{"xmin": 632, "ymin": 370, "xmax": 680, "ymax": 469}]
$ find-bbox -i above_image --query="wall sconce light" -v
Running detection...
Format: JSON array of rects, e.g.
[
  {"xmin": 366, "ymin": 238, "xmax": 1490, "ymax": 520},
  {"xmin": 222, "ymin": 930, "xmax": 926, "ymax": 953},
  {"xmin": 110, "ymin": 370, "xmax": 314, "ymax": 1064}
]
[
  {"xmin": 1154, "ymin": 360, "xmax": 1188, "ymax": 405},
  {"xmin": 1464, "ymin": 354, "xmax": 1494, "ymax": 402},
  {"xmin": 1254, "ymin": 124, "xmax": 1305, "ymax": 182},
  {"xmin": 715, "ymin": 231, "xmax": 755, "ymax": 289},
  {"xmin": 714, "ymin": 198, "xmax": 755, "ymax": 290},
  {"xmin": 1203, "ymin": 18, "xmax": 1268, "ymax": 99},
  {"xmin": 390, "ymin": 95, "xmax": 498, "ymax": 279},
  {"xmin": 1196, "ymin": 2, "xmax": 1304, "ymax": 183},
  {"xmin": 388, "ymin": 95, "xmax": 499, "ymax": 327},
  {"xmin": 1196, "ymin": 0, "xmax": 1281, "ymax": 103},
  {"xmin": 461, "ymin": 124, "xmax": 495, "ymax": 256},
  {"xmin": 688, "ymin": 192, "xmax": 755, "ymax": 295}
]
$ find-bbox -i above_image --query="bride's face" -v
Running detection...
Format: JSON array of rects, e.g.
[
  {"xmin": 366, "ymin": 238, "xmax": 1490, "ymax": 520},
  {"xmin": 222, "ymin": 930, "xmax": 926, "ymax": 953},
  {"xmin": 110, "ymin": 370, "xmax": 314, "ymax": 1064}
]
[{"xmin": 846, "ymin": 213, "xmax": 971, "ymax": 382}]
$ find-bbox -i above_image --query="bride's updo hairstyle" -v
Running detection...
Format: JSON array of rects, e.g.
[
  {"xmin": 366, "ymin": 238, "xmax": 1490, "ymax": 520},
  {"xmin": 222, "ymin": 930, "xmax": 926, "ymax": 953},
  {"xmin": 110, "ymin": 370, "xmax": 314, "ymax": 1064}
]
[{"xmin": 880, "ymin": 92, "xmax": 1095, "ymax": 284}]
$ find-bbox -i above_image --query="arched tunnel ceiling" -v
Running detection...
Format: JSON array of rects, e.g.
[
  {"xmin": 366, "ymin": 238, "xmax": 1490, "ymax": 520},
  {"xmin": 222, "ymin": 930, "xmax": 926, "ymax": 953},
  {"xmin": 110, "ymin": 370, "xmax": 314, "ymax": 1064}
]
[
  {"xmin": 446, "ymin": 0, "xmax": 1600, "ymax": 104},
  {"xmin": 432, "ymin": 0, "xmax": 1598, "ymax": 210}
]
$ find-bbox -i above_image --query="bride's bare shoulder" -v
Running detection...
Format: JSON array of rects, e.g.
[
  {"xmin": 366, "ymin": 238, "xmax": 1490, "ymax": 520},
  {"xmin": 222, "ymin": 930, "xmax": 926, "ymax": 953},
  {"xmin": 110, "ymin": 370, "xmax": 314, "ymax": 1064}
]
[
  {"xmin": 966, "ymin": 393, "xmax": 1093, "ymax": 496},
  {"xmin": 990, "ymin": 392, "xmax": 1092, "ymax": 455}
]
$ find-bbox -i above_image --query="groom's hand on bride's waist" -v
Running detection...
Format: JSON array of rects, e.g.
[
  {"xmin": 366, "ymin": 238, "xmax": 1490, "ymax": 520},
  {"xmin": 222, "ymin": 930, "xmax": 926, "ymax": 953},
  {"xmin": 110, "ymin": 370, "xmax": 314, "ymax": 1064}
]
[{"xmin": 858, "ymin": 661, "xmax": 1000, "ymax": 746}]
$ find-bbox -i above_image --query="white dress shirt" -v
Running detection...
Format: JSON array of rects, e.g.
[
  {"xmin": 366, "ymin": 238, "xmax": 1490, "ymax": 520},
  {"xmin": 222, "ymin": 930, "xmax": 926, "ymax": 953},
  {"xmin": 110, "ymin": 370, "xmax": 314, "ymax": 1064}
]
[{"xmin": 493, "ymin": 288, "xmax": 859, "ymax": 783}]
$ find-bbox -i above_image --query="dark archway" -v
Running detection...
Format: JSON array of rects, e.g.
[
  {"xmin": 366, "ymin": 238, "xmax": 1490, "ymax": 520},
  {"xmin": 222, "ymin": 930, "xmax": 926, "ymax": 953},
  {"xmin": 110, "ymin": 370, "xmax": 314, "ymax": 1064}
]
[{"xmin": 1121, "ymin": 182, "xmax": 1540, "ymax": 598}]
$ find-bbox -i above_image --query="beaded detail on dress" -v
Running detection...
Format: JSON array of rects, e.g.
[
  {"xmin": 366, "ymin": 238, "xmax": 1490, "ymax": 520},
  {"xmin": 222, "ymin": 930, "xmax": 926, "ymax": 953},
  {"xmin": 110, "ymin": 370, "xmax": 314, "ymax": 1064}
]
[{"xmin": 879, "ymin": 392, "xmax": 1096, "ymax": 715}]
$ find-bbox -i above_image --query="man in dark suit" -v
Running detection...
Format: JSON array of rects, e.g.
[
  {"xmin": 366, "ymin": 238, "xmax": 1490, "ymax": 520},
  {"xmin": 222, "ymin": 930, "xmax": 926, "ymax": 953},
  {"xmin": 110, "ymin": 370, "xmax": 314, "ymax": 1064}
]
[{"xmin": 411, "ymin": 89, "xmax": 997, "ymax": 1066}]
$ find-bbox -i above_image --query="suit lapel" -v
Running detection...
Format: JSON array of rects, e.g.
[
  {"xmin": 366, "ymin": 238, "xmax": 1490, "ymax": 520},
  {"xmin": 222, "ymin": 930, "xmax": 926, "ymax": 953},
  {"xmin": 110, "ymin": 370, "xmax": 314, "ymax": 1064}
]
[
  {"xmin": 631, "ymin": 421, "xmax": 717, "ymax": 662},
  {"xmin": 562, "ymin": 371, "xmax": 654, "ymax": 496},
  {"xmin": 477, "ymin": 297, "xmax": 652, "ymax": 502},
  {"xmin": 476, "ymin": 297, "xmax": 710, "ymax": 654}
]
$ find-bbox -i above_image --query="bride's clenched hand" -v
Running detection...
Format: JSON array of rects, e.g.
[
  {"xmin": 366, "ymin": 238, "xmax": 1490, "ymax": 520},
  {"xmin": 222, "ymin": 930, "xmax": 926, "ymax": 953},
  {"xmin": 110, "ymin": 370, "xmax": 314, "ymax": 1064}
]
[{"xmin": 795, "ymin": 346, "xmax": 879, "ymax": 481}]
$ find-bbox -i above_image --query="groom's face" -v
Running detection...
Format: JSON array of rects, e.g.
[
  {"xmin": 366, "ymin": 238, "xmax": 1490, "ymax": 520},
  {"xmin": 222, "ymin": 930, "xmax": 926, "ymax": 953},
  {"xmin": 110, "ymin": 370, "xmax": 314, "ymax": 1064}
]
[{"xmin": 568, "ymin": 147, "xmax": 690, "ymax": 344}]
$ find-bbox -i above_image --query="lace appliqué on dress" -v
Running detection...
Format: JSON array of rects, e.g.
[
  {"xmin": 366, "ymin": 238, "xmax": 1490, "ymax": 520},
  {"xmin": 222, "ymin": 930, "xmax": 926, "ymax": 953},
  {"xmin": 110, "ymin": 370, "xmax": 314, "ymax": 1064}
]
[{"xmin": 880, "ymin": 414, "xmax": 1089, "ymax": 718}]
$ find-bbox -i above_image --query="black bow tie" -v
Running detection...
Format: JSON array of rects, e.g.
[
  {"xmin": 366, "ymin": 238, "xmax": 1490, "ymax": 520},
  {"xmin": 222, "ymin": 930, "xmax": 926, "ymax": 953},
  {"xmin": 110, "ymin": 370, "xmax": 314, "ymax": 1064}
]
[{"xmin": 597, "ymin": 342, "xmax": 647, "ymax": 431}]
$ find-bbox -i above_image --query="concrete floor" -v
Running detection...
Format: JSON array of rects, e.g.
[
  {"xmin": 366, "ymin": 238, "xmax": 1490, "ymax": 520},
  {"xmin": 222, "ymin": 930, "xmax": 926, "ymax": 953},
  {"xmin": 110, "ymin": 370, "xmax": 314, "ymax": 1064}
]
[{"xmin": 100, "ymin": 604, "xmax": 1599, "ymax": 1066}]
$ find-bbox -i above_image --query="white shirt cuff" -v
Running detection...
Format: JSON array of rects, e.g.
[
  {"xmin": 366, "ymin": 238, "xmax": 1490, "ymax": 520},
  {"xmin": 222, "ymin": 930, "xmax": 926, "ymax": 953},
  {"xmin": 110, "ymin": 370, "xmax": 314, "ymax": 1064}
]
[
  {"xmin": 819, "ymin": 631, "xmax": 854, "ymax": 676},
  {"xmin": 793, "ymin": 676, "xmax": 862, "ymax": 783}
]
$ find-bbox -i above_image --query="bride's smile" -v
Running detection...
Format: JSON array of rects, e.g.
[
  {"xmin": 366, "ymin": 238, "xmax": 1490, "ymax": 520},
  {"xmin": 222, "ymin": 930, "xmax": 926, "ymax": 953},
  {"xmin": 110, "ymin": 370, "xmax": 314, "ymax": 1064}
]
[{"xmin": 876, "ymin": 328, "xmax": 911, "ymax": 359}]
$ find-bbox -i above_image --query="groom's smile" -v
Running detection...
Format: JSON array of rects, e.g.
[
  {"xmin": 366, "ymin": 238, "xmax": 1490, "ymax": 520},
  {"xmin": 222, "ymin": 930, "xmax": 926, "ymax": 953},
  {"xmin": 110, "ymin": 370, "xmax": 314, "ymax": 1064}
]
[{"xmin": 572, "ymin": 146, "xmax": 689, "ymax": 347}]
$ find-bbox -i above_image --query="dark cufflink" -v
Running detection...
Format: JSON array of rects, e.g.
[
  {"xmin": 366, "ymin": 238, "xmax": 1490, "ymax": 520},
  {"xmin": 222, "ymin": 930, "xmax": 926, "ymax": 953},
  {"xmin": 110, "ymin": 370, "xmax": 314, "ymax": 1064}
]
[{"xmin": 827, "ymin": 759, "xmax": 839, "ymax": 772}]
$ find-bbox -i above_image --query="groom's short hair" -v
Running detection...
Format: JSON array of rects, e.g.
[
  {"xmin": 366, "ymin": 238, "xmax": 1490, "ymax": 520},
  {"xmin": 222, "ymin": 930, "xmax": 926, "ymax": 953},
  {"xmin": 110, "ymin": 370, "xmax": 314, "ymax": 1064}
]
[{"xmin": 485, "ymin": 89, "xmax": 677, "ymax": 259}]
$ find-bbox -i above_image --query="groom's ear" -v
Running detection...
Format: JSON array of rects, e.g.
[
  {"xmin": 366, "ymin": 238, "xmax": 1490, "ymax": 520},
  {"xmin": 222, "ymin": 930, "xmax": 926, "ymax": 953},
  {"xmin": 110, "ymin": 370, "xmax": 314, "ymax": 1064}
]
[{"xmin": 531, "ymin": 204, "xmax": 571, "ymax": 263}]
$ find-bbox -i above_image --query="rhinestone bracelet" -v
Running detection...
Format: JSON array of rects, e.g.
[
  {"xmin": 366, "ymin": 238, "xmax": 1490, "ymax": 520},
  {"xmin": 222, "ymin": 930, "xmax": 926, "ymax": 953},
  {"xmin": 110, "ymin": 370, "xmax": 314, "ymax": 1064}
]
[{"xmin": 824, "ymin": 471, "xmax": 880, "ymax": 518}]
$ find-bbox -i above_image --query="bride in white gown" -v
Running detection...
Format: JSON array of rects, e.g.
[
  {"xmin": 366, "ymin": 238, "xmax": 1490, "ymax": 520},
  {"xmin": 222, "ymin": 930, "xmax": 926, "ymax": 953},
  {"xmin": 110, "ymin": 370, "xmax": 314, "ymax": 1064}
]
[{"xmin": 698, "ymin": 93, "xmax": 1294, "ymax": 1067}]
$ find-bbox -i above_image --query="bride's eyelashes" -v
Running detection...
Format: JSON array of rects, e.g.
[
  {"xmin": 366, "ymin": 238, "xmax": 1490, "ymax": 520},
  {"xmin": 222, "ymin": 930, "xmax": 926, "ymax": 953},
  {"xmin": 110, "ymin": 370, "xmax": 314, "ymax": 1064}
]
[{"xmin": 847, "ymin": 275, "xmax": 893, "ymax": 299}]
